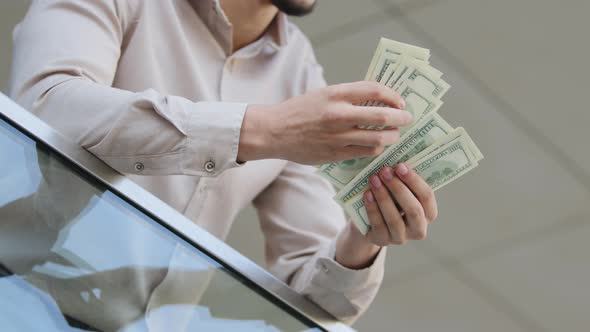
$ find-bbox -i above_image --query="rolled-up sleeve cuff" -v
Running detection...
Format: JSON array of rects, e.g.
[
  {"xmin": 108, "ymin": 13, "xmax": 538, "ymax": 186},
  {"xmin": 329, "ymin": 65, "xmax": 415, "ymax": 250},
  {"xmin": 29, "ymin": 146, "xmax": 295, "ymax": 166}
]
[
  {"xmin": 297, "ymin": 239, "xmax": 386, "ymax": 322},
  {"xmin": 313, "ymin": 239, "xmax": 387, "ymax": 292},
  {"xmin": 182, "ymin": 101, "xmax": 248, "ymax": 177}
]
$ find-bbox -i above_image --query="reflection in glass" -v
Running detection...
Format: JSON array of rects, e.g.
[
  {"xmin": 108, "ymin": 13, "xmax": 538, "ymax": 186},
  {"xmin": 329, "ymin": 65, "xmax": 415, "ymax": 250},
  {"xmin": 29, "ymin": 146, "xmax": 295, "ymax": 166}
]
[{"xmin": 0, "ymin": 117, "xmax": 317, "ymax": 331}]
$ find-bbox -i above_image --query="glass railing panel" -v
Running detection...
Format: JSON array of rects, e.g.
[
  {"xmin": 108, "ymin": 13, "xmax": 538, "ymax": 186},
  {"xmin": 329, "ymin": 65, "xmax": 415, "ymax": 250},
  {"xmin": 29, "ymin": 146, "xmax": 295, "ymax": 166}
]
[{"xmin": 0, "ymin": 109, "xmax": 324, "ymax": 331}]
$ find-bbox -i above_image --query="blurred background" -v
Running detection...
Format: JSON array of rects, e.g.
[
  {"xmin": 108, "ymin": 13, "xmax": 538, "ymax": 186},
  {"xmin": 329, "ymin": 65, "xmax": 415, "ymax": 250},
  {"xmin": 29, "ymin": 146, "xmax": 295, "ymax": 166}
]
[{"xmin": 1, "ymin": 1, "xmax": 589, "ymax": 331}]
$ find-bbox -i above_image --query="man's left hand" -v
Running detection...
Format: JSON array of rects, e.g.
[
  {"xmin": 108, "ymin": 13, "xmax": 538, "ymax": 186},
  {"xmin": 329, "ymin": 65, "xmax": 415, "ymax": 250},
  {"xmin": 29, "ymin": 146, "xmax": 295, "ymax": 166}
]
[{"xmin": 335, "ymin": 163, "xmax": 438, "ymax": 269}]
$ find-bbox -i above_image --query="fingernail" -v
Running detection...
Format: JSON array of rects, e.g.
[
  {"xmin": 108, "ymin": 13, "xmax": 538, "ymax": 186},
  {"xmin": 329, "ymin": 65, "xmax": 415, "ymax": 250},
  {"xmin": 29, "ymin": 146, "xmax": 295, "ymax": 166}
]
[
  {"xmin": 365, "ymin": 191, "xmax": 375, "ymax": 203},
  {"xmin": 400, "ymin": 99, "xmax": 406, "ymax": 110},
  {"xmin": 369, "ymin": 175, "xmax": 382, "ymax": 189},
  {"xmin": 380, "ymin": 167, "xmax": 393, "ymax": 181},
  {"xmin": 405, "ymin": 111, "xmax": 413, "ymax": 123},
  {"xmin": 396, "ymin": 163, "xmax": 409, "ymax": 176}
]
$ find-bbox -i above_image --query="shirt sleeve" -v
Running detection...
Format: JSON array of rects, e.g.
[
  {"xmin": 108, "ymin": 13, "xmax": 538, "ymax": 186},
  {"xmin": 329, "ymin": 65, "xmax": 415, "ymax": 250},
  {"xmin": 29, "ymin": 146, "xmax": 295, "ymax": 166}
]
[
  {"xmin": 9, "ymin": 0, "xmax": 246, "ymax": 177},
  {"xmin": 253, "ymin": 161, "xmax": 386, "ymax": 324}
]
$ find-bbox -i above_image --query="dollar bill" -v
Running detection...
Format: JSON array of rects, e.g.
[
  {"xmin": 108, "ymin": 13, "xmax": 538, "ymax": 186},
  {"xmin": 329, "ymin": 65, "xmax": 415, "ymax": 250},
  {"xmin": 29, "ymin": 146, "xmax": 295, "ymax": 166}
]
[
  {"xmin": 385, "ymin": 56, "xmax": 441, "ymax": 88},
  {"xmin": 318, "ymin": 37, "xmax": 484, "ymax": 231},
  {"xmin": 364, "ymin": 38, "xmax": 431, "ymax": 82},
  {"xmin": 334, "ymin": 113, "xmax": 454, "ymax": 204},
  {"xmin": 364, "ymin": 76, "xmax": 443, "ymax": 131},
  {"xmin": 318, "ymin": 156, "xmax": 377, "ymax": 190},
  {"xmin": 397, "ymin": 81, "xmax": 443, "ymax": 134},
  {"xmin": 456, "ymin": 128, "xmax": 484, "ymax": 161},
  {"xmin": 365, "ymin": 56, "xmax": 432, "ymax": 106},
  {"xmin": 344, "ymin": 198, "xmax": 372, "ymax": 235},
  {"xmin": 343, "ymin": 130, "xmax": 480, "ymax": 234},
  {"xmin": 371, "ymin": 59, "xmax": 449, "ymax": 108},
  {"xmin": 406, "ymin": 129, "xmax": 479, "ymax": 191},
  {"xmin": 320, "ymin": 38, "xmax": 436, "ymax": 186},
  {"xmin": 391, "ymin": 63, "xmax": 450, "ymax": 99}
]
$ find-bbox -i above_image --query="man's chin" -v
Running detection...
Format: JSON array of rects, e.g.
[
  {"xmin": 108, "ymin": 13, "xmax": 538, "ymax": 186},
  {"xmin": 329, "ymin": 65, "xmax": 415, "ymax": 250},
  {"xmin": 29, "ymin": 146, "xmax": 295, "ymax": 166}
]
[{"xmin": 271, "ymin": 0, "xmax": 317, "ymax": 17}]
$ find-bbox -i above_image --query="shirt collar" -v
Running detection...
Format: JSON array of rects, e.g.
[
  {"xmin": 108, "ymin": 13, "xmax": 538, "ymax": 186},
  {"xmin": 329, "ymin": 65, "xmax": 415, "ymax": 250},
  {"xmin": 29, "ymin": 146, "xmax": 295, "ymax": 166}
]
[
  {"xmin": 189, "ymin": 0, "xmax": 289, "ymax": 55},
  {"xmin": 269, "ymin": 12, "xmax": 289, "ymax": 49}
]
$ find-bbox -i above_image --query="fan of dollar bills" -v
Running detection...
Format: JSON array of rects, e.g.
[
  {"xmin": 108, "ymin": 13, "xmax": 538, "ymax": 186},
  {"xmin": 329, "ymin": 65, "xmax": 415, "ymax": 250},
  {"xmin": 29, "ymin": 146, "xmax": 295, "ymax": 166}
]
[{"xmin": 318, "ymin": 38, "xmax": 484, "ymax": 235}]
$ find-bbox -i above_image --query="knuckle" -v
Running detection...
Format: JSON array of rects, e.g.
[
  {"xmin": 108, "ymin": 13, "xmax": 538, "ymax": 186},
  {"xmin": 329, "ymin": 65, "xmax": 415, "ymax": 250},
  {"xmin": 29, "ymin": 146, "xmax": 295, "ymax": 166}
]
[
  {"xmin": 368, "ymin": 232, "xmax": 388, "ymax": 247},
  {"xmin": 405, "ymin": 205, "xmax": 424, "ymax": 220},
  {"xmin": 366, "ymin": 134, "xmax": 382, "ymax": 147},
  {"xmin": 368, "ymin": 146, "xmax": 384, "ymax": 157},
  {"xmin": 321, "ymin": 107, "xmax": 349, "ymax": 125},
  {"xmin": 321, "ymin": 109, "xmax": 341, "ymax": 123},
  {"xmin": 377, "ymin": 238, "xmax": 390, "ymax": 247},
  {"xmin": 429, "ymin": 209, "xmax": 439, "ymax": 222},
  {"xmin": 374, "ymin": 187, "xmax": 388, "ymax": 200},
  {"xmin": 325, "ymin": 85, "xmax": 343, "ymax": 100},
  {"xmin": 374, "ymin": 113, "xmax": 389, "ymax": 126},
  {"xmin": 375, "ymin": 133, "xmax": 388, "ymax": 146},
  {"xmin": 369, "ymin": 220, "xmax": 384, "ymax": 231},
  {"xmin": 398, "ymin": 111, "xmax": 411, "ymax": 125},
  {"xmin": 389, "ymin": 176, "xmax": 405, "ymax": 192},
  {"xmin": 426, "ymin": 186, "xmax": 435, "ymax": 198},
  {"xmin": 404, "ymin": 166, "xmax": 417, "ymax": 178},
  {"xmin": 426, "ymin": 203, "xmax": 439, "ymax": 222},
  {"xmin": 366, "ymin": 81, "xmax": 381, "ymax": 89},
  {"xmin": 420, "ymin": 187, "xmax": 435, "ymax": 204},
  {"xmin": 391, "ymin": 237, "xmax": 406, "ymax": 245},
  {"xmin": 414, "ymin": 228, "xmax": 427, "ymax": 240},
  {"xmin": 368, "ymin": 83, "xmax": 384, "ymax": 100},
  {"xmin": 425, "ymin": 183, "xmax": 435, "ymax": 194}
]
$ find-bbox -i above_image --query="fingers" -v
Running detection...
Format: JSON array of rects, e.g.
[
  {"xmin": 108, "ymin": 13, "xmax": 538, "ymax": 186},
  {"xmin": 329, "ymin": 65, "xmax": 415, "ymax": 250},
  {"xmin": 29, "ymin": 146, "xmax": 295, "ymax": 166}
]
[
  {"xmin": 334, "ymin": 145, "xmax": 385, "ymax": 161},
  {"xmin": 339, "ymin": 128, "xmax": 400, "ymax": 148},
  {"xmin": 368, "ymin": 175, "xmax": 406, "ymax": 244},
  {"xmin": 361, "ymin": 164, "xmax": 439, "ymax": 246},
  {"xmin": 329, "ymin": 81, "xmax": 406, "ymax": 109},
  {"xmin": 394, "ymin": 163, "xmax": 438, "ymax": 222},
  {"xmin": 378, "ymin": 167, "xmax": 428, "ymax": 240},
  {"xmin": 322, "ymin": 106, "xmax": 411, "ymax": 131},
  {"xmin": 363, "ymin": 191, "xmax": 391, "ymax": 247},
  {"xmin": 347, "ymin": 106, "xmax": 413, "ymax": 128}
]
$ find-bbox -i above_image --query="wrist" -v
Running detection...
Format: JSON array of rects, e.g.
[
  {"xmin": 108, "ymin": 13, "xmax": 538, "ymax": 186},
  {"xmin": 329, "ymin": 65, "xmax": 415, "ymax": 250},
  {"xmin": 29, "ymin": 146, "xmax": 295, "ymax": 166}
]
[
  {"xmin": 335, "ymin": 222, "xmax": 381, "ymax": 269},
  {"xmin": 238, "ymin": 104, "xmax": 276, "ymax": 162}
]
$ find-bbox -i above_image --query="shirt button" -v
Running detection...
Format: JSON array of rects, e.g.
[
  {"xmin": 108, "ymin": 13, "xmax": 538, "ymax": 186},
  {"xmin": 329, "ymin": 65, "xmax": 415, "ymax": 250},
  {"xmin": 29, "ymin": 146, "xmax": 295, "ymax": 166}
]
[
  {"xmin": 317, "ymin": 261, "xmax": 329, "ymax": 273},
  {"xmin": 204, "ymin": 160, "xmax": 216, "ymax": 173},
  {"xmin": 134, "ymin": 162, "xmax": 144, "ymax": 171}
]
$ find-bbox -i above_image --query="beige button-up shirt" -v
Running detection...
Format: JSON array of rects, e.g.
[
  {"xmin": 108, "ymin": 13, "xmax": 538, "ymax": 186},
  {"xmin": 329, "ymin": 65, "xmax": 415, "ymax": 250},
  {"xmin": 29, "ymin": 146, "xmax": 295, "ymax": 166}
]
[{"xmin": 10, "ymin": 0, "xmax": 386, "ymax": 323}]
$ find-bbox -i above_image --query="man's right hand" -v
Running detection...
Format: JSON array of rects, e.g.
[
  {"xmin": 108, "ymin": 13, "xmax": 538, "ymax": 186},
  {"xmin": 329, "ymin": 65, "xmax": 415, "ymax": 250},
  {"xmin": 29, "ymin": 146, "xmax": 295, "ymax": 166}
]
[{"xmin": 238, "ymin": 81, "xmax": 412, "ymax": 164}]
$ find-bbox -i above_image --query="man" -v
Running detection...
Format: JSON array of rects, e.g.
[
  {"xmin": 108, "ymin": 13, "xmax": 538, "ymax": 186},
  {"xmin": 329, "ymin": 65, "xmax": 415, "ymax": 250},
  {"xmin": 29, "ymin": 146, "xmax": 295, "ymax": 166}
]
[{"xmin": 10, "ymin": 0, "xmax": 438, "ymax": 324}]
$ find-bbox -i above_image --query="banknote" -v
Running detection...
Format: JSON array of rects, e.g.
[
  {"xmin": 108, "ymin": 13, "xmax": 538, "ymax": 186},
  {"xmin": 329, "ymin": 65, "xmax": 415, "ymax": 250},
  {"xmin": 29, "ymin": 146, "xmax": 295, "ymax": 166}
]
[
  {"xmin": 317, "ymin": 37, "xmax": 483, "ymax": 236},
  {"xmin": 371, "ymin": 62, "xmax": 449, "ymax": 110},
  {"xmin": 365, "ymin": 56, "xmax": 429, "ymax": 106},
  {"xmin": 335, "ymin": 113, "xmax": 455, "ymax": 204},
  {"xmin": 318, "ymin": 156, "xmax": 377, "ymax": 190},
  {"xmin": 363, "ymin": 77, "xmax": 444, "ymax": 131},
  {"xmin": 319, "ymin": 82, "xmax": 446, "ymax": 190},
  {"xmin": 364, "ymin": 38, "xmax": 431, "ymax": 82},
  {"xmin": 406, "ymin": 129, "xmax": 480, "ymax": 191},
  {"xmin": 321, "ymin": 38, "xmax": 435, "ymax": 185},
  {"xmin": 343, "ymin": 130, "xmax": 480, "ymax": 234},
  {"xmin": 397, "ymin": 81, "xmax": 443, "ymax": 134},
  {"xmin": 390, "ymin": 61, "xmax": 450, "ymax": 99},
  {"xmin": 320, "ymin": 113, "xmax": 452, "ymax": 190},
  {"xmin": 455, "ymin": 127, "xmax": 484, "ymax": 161},
  {"xmin": 384, "ymin": 56, "xmax": 441, "ymax": 88}
]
